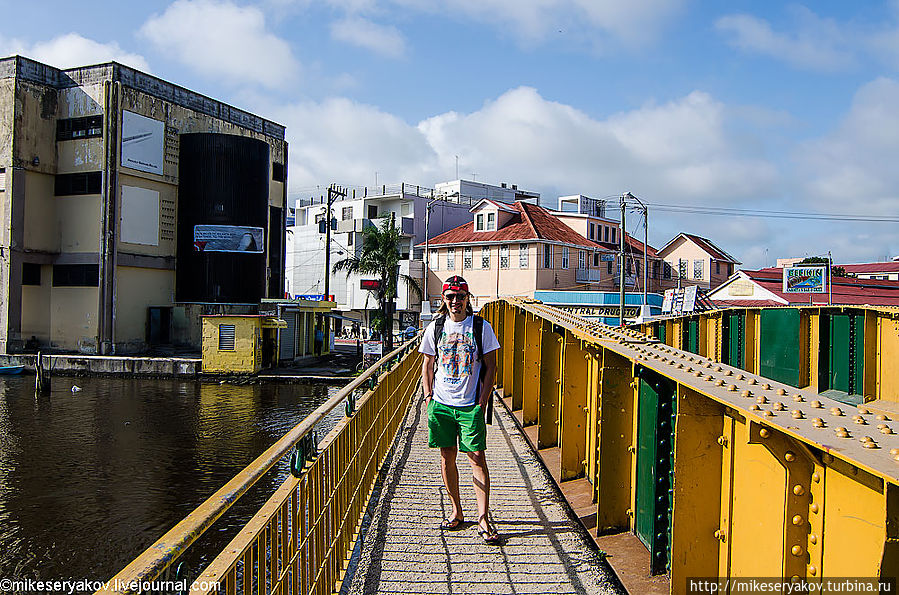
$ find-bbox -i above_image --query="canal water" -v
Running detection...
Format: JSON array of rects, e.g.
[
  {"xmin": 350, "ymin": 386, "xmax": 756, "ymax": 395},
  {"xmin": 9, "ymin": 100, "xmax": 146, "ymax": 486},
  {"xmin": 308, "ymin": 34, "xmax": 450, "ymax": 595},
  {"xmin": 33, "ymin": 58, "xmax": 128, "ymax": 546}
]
[{"xmin": 0, "ymin": 375, "xmax": 343, "ymax": 587}]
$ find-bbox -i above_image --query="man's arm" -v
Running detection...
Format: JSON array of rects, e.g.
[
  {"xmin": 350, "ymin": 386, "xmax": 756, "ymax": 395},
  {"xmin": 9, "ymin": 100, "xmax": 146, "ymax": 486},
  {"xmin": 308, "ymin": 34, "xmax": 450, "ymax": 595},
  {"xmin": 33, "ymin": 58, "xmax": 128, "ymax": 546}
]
[
  {"xmin": 421, "ymin": 353, "xmax": 435, "ymax": 401},
  {"xmin": 478, "ymin": 350, "xmax": 497, "ymax": 408}
]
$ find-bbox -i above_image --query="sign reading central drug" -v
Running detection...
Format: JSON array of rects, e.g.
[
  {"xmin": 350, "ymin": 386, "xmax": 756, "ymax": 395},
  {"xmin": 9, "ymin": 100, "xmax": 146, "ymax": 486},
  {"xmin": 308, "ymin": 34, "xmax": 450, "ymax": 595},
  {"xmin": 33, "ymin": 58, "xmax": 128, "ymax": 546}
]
[{"xmin": 193, "ymin": 225, "xmax": 265, "ymax": 253}]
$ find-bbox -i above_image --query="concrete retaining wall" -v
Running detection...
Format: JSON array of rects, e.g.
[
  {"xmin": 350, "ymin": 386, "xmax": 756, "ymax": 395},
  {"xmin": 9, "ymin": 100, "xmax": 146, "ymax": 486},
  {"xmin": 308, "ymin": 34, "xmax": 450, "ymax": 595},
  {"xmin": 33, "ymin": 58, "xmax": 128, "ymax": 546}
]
[{"xmin": 0, "ymin": 354, "xmax": 200, "ymax": 377}]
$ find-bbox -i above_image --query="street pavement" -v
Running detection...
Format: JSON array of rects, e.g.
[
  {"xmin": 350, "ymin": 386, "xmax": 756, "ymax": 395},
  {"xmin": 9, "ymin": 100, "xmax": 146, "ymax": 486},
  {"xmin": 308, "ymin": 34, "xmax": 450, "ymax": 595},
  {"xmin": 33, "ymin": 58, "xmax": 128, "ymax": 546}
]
[{"xmin": 344, "ymin": 391, "xmax": 626, "ymax": 595}]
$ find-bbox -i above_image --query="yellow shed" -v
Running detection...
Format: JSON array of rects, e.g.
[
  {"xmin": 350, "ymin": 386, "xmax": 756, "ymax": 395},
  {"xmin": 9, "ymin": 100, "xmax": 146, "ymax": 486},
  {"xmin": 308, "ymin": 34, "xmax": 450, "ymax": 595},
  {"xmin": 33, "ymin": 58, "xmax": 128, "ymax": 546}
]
[{"xmin": 201, "ymin": 315, "xmax": 286, "ymax": 374}]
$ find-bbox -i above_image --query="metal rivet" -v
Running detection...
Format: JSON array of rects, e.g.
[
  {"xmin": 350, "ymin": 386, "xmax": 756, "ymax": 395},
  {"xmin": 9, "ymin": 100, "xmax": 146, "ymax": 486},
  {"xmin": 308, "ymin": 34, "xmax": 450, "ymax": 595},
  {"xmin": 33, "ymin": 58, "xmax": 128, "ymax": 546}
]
[
  {"xmin": 809, "ymin": 565, "xmax": 817, "ymax": 576},
  {"xmin": 765, "ymin": 410, "xmax": 775, "ymax": 417},
  {"xmin": 741, "ymin": 390, "xmax": 752, "ymax": 398},
  {"xmin": 793, "ymin": 485, "xmax": 805, "ymax": 496},
  {"xmin": 811, "ymin": 418, "xmax": 825, "ymax": 428},
  {"xmin": 774, "ymin": 402, "xmax": 786, "ymax": 411},
  {"xmin": 859, "ymin": 407, "xmax": 870, "ymax": 414},
  {"xmin": 737, "ymin": 374, "xmax": 745, "ymax": 380},
  {"xmin": 777, "ymin": 388, "xmax": 787, "ymax": 396},
  {"xmin": 785, "ymin": 451, "xmax": 796, "ymax": 462},
  {"xmin": 809, "ymin": 534, "xmax": 817, "ymax": 545},
  {"xmin": 759, "ymin": 428, "xmax": 769, "ymax": 438},
  {"xmin": 835, "ymin": 427, "xmax": 850, "ymax": 438},
  {"xmin": 830, "ymin": 407, "xmax": 843, "ymax": 416},
  {"xmin": 757, "ymin": 395, "xmax": 768, "ymax": 404},
  {"xmin": 880, "ymin": 426, "xmax": 894, "ymax": 435},
  {"xmin": 791, "ymin": 545, "xmax": 803, "ymax": 556},
  {"xmin": 852, "ymin": 415, "xmax": 867, "ymax": 425},
  {"xmin": 763, "ymin": 383, "xmax": 772, "ymax": 390},
  {"xmin": 791, "ymin": 514, "xmax": 803, "ymax": 525},
  {"xmin": 791, "ymin": 410, "xmax": 803, "ymax": 419},
  {"xmin": 876, "ymin": 414, "xmax": 891, "ymax": 421},
  {"xmin": 694, "ymin": 371, "xmax": 703, "ymax": 377},
  {"xmin": 715, "ymin": 379, "xmax": 725, "ymax": 387},
  {"xmin": 716, "ymin": 366, "xmax": 723, "ymax": 372},
  {"xmin": 811, "ymin": 503, "xmax": 819, "ymax": 513},
  {"xmin": 748, "ymin": 378, "xmax": 758, "ymax": 385},
  {"xmin": 793, "ymin": 394, "xmax": 804, "ymax": 402},
  {"xmin": 891, "ymin": 448, "xmax": 899, "ymax": 456},
  {"xmin": 811, "ymin": 400, "xmax": 823, "ymax": 409},
  {"xmin": 823, "ymin": 454, "xmax": 834, "ymax": 464},
  {"xmin": 812, "ymin": 472, "xmax": 820, "ymax": 483},
  {"xmin": 751, "ymin": 405, "xmax": 761, "ymax": 411},
  {"xmin": 725, "ymin": 370, "xmax": 733, "ymax": 376},
  {"xmin": 706, "ymin": 376, "xmax": 715, "ymax": 382}
]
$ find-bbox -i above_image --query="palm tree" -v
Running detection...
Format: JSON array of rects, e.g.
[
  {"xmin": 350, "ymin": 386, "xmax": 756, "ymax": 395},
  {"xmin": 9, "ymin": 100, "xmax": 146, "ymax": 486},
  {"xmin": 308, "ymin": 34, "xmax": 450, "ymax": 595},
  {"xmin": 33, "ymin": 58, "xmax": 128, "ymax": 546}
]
[{"xmin": 332, "ymin": 213, "xmax": 421, "ymax": 351}]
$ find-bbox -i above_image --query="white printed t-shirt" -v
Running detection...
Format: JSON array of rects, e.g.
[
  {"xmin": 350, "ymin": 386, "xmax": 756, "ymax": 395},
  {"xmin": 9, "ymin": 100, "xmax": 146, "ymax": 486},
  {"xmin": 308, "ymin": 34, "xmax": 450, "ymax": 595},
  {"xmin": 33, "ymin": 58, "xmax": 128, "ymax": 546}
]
[{"xmin": 419, "ymin": 315, "xmax": 500, "ymax": 408}]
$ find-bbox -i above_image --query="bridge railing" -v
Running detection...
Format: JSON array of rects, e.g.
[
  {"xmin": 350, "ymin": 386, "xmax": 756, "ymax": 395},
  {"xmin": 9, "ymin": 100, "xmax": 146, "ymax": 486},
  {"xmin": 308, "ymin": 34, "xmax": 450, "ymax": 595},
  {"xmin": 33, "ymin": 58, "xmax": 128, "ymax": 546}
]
[
  {"xmin": 480, "ymin": 299, "xmax": 898, "ymax": 591},
  {"xmin": 100, "ymin": 337, "xmax": 423, "ymax": 595}
]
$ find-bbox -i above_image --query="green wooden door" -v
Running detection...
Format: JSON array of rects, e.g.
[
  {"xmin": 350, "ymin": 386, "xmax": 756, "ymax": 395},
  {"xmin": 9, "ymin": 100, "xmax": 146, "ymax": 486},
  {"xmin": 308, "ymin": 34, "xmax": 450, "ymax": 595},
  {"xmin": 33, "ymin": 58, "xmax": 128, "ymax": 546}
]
[
  {"xmin": 683, "ymin": 319, "xmax": 699, "ymax": 354},
  {"xmin": 819, "ymin": 311, "xmax": 864, "ymax": 395},
  {"xmin": 722, "ymin": 311, "xmax": 745, "ymax": 370},
  {"xmin": 635, "ymin": 371, "xmax": 676, "ymax": 574},
  {"xmin": 759, "ymin": 309, "xmax": 801, "ymax": 386}
]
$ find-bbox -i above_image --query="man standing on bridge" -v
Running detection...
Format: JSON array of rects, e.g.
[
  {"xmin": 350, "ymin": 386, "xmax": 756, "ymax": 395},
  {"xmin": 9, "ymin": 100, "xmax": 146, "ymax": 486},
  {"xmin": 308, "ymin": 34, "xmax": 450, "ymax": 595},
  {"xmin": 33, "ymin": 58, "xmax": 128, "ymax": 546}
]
[{"xmin": 419, "ymin": 275, "xmax": 501, "ymax": 544}]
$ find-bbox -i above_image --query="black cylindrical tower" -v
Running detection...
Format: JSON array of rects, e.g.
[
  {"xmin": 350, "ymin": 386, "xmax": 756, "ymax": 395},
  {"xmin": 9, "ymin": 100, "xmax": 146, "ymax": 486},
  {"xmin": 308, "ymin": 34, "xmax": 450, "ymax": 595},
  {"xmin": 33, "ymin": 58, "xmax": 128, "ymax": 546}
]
[{"xmin": 176, "ymin": 133, "xmax": 269, "ymax": 303}]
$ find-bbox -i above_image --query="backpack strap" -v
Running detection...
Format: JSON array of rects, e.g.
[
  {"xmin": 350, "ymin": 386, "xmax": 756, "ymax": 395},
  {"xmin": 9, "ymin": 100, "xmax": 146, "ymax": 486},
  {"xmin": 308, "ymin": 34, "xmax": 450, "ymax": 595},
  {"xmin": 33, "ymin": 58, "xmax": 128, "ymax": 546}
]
[
  {"xmin": 432, "ymin": 315, "xmax": 446, "ymax": 348},
  {"xmin": 472, "ymin": 315, "xmax": 493, "ymax": 426}
]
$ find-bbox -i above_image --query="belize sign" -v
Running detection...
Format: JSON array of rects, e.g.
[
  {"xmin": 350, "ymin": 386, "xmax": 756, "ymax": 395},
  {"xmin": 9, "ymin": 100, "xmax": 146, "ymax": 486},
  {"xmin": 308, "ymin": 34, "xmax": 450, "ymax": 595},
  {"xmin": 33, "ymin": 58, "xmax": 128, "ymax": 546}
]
[{"xmin": 783, "ymin": 266, "xmax": 828, "ymax": 294}]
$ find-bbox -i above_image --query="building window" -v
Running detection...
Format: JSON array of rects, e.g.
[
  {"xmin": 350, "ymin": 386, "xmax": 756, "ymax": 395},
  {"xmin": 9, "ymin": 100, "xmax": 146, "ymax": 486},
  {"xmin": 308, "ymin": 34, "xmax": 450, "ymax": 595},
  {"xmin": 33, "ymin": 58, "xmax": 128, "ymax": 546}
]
[
  {"xmin": 22, "ymin": 263, "xmax": 41, "ymax": 286},
  {"xmin": 664, "ymin": 262, "xmax": 672, "ymax": 279},
  {"xmin": 626, "ymin": 258, "xmax": 632, "ymax": 274},
  {"xmin": 342, "ymin": 206, "xmax": 353, "ymax": 220},
  {"xmin": 481, "ymin": 246, "xmax": 490, "ymax": 269},
  {"xmin": 593, "ymin": 251, "xmax": 599, "ymax": 267},
  {"xmin": 476, "ymin": 214, "xmax": 484, "ymax": 231},
  {"xmin": 716, "ymin": 261, "xmax": 721, "ymax": 275},
  {"xmin": 607, "ymin": 260, "xmax": 613, "ymax": 275},
  {"xmin": 401, "ymin": 202, "xmax": 411, "ymax": 217},
  {"xmin": 678, "ymin": 259, "xmax": 688, "ymax": 279},
  {"xmin": 636, "ymin": 260, "xmax": 640, "ymax": 276},
  {"xmin": 578, "ymin": 250, "xmax": 585, "ymax": 269},
  {"xmin": 611, "ymin": 228, "xmax": 616, "ymax": 244},
  {"xmin": 0, "ymin": 167, "xmax": 6, "ymax": 192},
  {"xmin": 429, "ymin": 249, "xmax": 439, "ymax": 270},
  {"xmin": 543, "ymin": 245, "xmax": 553, "ymax": 269},
  {"xmin": 347, "ymin": 233, "xmax": 353, "ymax": 246},
  {"xmin": 487, "ymin": 212, "xmax": 495, "ymax": 231},
  {"xmin": 500, "ymin": 245, "xmax": 509, "ymax": 269},
  {"xmin": 367, "ymin": 205, "xmax": 378, "ymax": 219},
  {"xmin": 604, "ymin": 226, "xmax": 609, "ymax": 243},
  {"xmin": 55, "ymin": 172, "xmax": 102, "ymax": 196},
  {"xmin": 56, "ymin": 115, "xmax": 103, "ymax": 141},
  {"xmin": 463, "ymin": 247, "xmax": 472, "ymax": 269},
  {"xmin": 727, "ymin": 263, "xmax": 733, "ymax": 276},
  {"xmin": 447, "ymin": 247, "xmax": 455, "ymax": 269},
  {"xmin": 272, "ymin": 162, "xmax": 285, "ymax": 182},
  {"xmin": 561, "ymin": 247, "xmax": 569, "ymax": 269},
  {"xmin": 589, "ymin": 223, "xmax": 595, "ymax": 240},
  {"xmin": 218, "ymin": 324, "xmax": 236, "ymax": 351},
  {"xmin": 653, "ymin": 261, "xmax": 660, "ymax": 279},
  {"xmin": 694, "ymin": 259, "xmax": 703, "ymax": 280},
  {"xmin": 52, "ymin": 264, "xmax": 99, "ymax": 287},
  {"xmin": 519, "ymin": 244, "xmax": 528, "ymax": 268}
]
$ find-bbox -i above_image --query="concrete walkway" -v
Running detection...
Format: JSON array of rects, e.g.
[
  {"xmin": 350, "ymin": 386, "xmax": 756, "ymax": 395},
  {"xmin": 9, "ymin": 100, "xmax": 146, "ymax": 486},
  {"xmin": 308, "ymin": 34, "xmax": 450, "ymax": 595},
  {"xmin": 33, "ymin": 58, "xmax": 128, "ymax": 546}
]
[{"xmin": 345, "ymin": 392, "xmax": 626, "ymax": 595}]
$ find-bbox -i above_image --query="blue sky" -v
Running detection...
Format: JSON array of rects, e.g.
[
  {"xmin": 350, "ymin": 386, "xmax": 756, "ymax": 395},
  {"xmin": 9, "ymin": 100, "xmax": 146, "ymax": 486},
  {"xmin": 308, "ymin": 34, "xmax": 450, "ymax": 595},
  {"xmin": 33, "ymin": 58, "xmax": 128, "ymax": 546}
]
[{"xmin": 3, "ymin": 0, "xmax": 899, "ymax": 267}]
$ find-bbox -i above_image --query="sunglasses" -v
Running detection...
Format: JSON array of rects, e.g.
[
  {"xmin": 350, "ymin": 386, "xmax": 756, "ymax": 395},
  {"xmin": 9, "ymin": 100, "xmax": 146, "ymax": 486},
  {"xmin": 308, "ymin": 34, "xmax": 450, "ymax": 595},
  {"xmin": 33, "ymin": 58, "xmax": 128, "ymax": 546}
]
[{"xmin": 443, "ymin": 293, "xmax": 468, "ymax": 302}]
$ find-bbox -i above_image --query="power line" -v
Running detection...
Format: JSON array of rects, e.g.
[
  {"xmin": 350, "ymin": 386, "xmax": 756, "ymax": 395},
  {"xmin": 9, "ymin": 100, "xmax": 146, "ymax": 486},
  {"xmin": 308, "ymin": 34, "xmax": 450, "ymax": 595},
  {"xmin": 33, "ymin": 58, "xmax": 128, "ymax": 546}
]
[{"xmin": 638, "ymin": 201, "xmax": 899, "ymax": 223}]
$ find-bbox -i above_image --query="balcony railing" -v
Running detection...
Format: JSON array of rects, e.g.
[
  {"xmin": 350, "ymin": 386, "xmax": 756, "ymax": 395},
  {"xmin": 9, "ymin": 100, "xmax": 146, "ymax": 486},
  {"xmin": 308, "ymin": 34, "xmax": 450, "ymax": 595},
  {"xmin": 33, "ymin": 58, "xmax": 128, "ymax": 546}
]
[{"xmin": 576, "ymin": 268, "xmax": 602, "ymax": 283}]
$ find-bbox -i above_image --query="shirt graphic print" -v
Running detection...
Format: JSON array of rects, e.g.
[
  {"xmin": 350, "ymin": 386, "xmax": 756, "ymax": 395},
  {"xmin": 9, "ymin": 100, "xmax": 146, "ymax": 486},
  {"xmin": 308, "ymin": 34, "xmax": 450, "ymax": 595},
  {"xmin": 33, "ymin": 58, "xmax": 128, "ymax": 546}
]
[{"xmin": 438, "ymin": 330, "xmax": 476, "ymax": 386}]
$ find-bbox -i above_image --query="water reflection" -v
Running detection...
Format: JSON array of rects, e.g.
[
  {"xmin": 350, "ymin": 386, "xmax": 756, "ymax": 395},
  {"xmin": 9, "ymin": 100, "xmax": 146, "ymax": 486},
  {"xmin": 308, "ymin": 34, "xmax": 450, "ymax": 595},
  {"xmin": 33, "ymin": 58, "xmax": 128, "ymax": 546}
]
[{"xmin": 0, "ymin": 376, "xmax": 340, "ymax": 583}]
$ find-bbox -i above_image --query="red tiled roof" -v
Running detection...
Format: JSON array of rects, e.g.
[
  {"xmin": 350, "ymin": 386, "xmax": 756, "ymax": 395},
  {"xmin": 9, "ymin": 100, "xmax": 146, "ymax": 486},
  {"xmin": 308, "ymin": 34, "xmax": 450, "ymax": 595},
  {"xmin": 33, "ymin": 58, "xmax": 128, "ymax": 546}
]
[
  {"xmin": 841, "ymin": 262, "xmax": 899, "ymax": 274},
  {"xmin": 422, "ymin": 201, "xmax": 603, "ymax": 249},
  {"xmin": 740, "ymin": 268, "xmax": 899, "ymax": 306},
  {"xmin": 711, "ymin": 299, "xmax": 784, "ymax": 308}
]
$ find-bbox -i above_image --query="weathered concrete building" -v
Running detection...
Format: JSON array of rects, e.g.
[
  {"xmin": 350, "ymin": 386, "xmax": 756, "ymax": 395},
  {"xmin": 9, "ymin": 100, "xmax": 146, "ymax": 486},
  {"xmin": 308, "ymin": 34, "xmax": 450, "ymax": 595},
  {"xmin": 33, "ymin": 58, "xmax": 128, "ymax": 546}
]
[{"xmin": 0, "ymin": 56, "xmax": 287, "ymax": 354}]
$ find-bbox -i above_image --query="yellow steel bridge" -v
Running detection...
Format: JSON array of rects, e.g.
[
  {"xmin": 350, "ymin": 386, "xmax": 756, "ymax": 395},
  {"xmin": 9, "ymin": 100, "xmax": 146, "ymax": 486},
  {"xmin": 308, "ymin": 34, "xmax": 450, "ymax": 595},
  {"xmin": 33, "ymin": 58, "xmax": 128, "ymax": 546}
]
[{"xmin": 101, "ymin": 300, "xmax": 899, "ymax": 594}]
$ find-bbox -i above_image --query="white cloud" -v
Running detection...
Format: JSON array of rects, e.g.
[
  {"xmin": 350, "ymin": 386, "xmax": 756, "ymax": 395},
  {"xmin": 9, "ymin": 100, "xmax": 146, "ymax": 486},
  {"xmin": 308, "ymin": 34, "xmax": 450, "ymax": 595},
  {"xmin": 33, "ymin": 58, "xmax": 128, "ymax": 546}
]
[
  {"xmin": 715, "ymin": 8, "xmax": 854, "ymax": 71},
  {"xmin": 140, "ymin": 0, "xmax": 298, "ymax": 88},
  {"xmin": 0, "ymin": 33, "xmax": 149, "ymax": 71},
  {"xmin": 330, "ymin": 17, "xmax": 406, "ymax": 58},
  {"xmin": 796, "ymin": 77, "xmax": 899, "ymax": 215}
]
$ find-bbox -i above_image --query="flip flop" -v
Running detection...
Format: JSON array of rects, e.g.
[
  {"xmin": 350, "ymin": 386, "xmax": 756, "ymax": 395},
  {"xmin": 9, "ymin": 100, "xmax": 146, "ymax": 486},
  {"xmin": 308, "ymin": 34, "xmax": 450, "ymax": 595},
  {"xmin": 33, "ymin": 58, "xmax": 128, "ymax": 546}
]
[
  {"xmin": 478, "ymin": 528, "xmax": 501, "ymax": 545},
  {"xmin": 440, "ymin": 517, "xmax": 464, "ymax": 530}
]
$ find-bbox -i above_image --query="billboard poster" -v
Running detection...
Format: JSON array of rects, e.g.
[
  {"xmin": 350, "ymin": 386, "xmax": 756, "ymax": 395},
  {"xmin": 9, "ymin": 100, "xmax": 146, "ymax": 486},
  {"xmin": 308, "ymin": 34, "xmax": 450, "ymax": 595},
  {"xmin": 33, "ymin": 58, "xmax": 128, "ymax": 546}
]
[
  {"xmin": 662, "ymin": 289, "xmax": 674, "ymax": 313},
  {"xmin": 600, "ymin": 253, "xmax": 616, "ymax": 262},
  {"xmin": 121, "ymin": 111, "xmax": 165, "ymax": 175},
  {"xmin": 193, "ymin": 225, "xmax": 264, "ymax": 253},
  {"xmin": 783, "ymin": 266, "xmax": 827, "ymax": 293},
  {"xmin": 683, "ymin": 286, "xmax": 698, "ymax": 312}
]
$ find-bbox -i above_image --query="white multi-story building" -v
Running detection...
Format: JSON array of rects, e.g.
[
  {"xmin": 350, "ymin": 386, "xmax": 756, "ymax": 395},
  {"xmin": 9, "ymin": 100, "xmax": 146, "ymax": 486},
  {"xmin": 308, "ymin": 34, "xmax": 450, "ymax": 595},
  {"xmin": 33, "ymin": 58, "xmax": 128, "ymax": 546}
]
[{"xmin": 286, "ymin": 180, "xmax": 539, "ymax": 334}]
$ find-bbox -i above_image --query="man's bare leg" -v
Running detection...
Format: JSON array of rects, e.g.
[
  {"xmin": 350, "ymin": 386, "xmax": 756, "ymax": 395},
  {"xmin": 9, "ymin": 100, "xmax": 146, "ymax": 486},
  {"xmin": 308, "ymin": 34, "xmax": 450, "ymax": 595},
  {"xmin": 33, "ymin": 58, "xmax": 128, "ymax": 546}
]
[
  {"xmin": 440, "ymin": 446, "xmax": 464, "ymax": 523},
  {"xmin": 467, "ymin": 450, "xmax": 495, "ymax": 536}
]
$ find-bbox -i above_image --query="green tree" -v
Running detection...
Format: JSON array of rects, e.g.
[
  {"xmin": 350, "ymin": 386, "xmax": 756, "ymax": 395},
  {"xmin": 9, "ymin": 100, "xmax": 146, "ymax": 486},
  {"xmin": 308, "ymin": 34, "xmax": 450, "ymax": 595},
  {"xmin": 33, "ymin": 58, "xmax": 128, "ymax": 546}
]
[
  {"xmin": 798, "ymin": 257, "xmax": 853, "ymax": 278},
  {"xmin": 332, "ymin": 213, "xmax": 421, "ymax": 351}
]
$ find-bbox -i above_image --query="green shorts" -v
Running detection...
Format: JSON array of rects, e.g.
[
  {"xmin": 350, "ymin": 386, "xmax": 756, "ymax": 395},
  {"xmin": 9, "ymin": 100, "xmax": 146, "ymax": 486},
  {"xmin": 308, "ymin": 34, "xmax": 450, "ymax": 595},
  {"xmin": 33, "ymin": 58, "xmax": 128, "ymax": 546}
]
[{"xmin": 427, "ymin": 399, "xmax": 487, "ymax": 453}]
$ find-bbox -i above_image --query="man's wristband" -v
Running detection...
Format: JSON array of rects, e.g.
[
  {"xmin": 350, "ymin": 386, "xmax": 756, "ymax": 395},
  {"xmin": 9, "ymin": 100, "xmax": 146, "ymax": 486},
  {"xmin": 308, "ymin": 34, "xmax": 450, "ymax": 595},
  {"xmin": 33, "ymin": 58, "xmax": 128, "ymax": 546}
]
[{"xmin": 424, "ymin": 392, "xmax": 433, "ymax": 400}]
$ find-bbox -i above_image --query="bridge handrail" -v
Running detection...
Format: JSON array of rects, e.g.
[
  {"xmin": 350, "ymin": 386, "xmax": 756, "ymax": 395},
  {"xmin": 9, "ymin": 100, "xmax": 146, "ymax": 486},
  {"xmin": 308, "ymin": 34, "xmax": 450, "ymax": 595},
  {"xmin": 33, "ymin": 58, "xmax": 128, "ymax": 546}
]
[{"xmin": 100, "ymin": 335, "xmax": 422, "ymax": 592}]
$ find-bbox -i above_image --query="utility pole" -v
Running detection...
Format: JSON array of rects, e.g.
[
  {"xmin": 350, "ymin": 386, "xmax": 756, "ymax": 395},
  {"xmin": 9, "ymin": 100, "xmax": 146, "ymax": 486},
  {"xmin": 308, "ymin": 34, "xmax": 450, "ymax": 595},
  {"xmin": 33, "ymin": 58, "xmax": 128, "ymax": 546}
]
[
  {"xmin": 624, "ymin": 192, "xmax": 648, "ymax": 313},
  {"xmin": 324, "ymin": 184, "xmax": 346, "ymax": 301},
  {"xmin": 423, "ymin": 197, "xmax": 438, "ymax": 319},
  {"xmin": 619, "ymin": 194, "xmax": 626, "ymax": 327}
]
